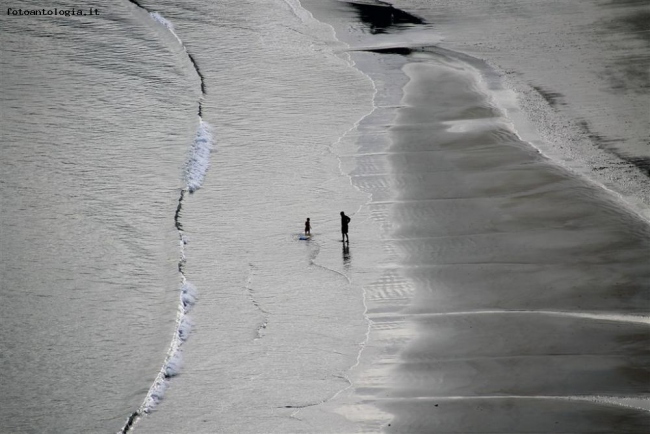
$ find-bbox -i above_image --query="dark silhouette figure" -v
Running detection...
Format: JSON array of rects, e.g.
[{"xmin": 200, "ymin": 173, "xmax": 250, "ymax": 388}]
[
  {"xmin": 340, "ymin": 211, "xmax": 351, "ymax": 243},
  {"xmin": 345, "ymin": 1, "xmax": 426, "ymax": 35},
  {"xmin": 304, "ymin": 218, "xmax": 311, "ymax": 236}
]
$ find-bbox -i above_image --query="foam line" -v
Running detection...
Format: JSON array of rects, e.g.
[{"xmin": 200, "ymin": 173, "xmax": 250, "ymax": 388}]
[
  {"xmin": 369, "ymin": 394, "xmax": 650, "ymax": 411},
  {"xmin": 245, "ymin": 263, "xmax": 270, "ymax": 340},
  {"xmin": 119, "ymin": 186, "xmax": 199, "ymax": 434},
  {"xmin": 280, "ymin": 0, "xmax": 378, "ymax": 421},
  {"xmin": 375, "ymin": 309, "xmax": 650, "ymax": 325},
  {"xmin": 149, "ymin": 12, "xmax": 182, "ymax": 44},
  {"xmin": 119, "ymin": 4, "xmax": 213, "ymax": 433},
  {"xmin": 184, "ymin": 120, "xmax": 213, "ymax": 194}
]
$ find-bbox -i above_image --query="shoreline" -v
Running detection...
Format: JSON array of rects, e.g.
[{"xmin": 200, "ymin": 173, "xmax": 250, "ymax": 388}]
[
  {"xmin": 304, "ymin": 0, "xmax": 649, "ymax": 223},
  {"xmin": 368, "ymin": 49, "xmax": 650, "ymax": 432},
  {"xmin": 299, "ymin": 1, "xmax": 649, "ymax": 431},
  {"xmin": 384, "ymin": 0, "xmax": 650, "ymax": 222},
  {"xmin": 493, "ymin": 62, "xmax": 650, "ymax": 224},
  {"xmin": 428, "ymin": 43, "xmax": 650, "ymax": 225}
]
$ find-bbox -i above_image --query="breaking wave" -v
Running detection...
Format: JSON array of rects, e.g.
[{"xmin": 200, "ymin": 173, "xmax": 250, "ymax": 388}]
[{"xmin": 120, "ymin": 5, "xmax": 213, "ymax": 433}]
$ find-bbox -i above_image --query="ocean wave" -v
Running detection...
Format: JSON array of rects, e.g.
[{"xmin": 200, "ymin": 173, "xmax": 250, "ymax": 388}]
[
  {"xmin": 120, "ymin": 7, "xmax": 212, "ymax": 433},
  {"xmin": 149, "ymin": 11, "xmax": 182, "ymax": 44},
  {"xmin": 181, "ymin": 280, "xmax": 198, "ymax": 313},
  {"xmin": 139, "ymin": 277, "xmax": 197, "ymax": 414},
  {"xmin": 185, "ymin": 120, "xmax": 213, "ymax": 193}
]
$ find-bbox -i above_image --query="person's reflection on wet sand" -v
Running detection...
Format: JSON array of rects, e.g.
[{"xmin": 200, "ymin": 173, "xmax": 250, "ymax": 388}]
[{"xmin": 342, "ymin": 243, "xmax": 351, "ymax": 272}]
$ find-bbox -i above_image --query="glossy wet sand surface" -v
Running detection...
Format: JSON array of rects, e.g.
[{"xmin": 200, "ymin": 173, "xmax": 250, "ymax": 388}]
[{"xmin": 350, "ymin": 56, "xmax": 650, "ymax": 432}]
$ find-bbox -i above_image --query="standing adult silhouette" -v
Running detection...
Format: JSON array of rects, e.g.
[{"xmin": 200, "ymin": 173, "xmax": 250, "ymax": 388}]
[{"xmin": 340, "ymin": 211, "xmax": 351, "ymax": 243}]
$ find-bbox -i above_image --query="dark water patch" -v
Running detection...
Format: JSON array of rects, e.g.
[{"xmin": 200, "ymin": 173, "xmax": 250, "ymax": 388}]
[
  {"xmin": 600, "ymin": 0, "xmax": 650, "ymax": 43},
  {"xmin": 175, "ymin": 190, "xmax": 186, "ymax": 275},
  {"xmin": 600, "ymin": 54, "xmax": 650, "ymax": 93},
  {"xmin": 389, "ymin": 355, "xmax": 650, "ymax": 397},
  {"xmin": 406, "ymin": 262, "xmax": 650, "ymax": 314},
  {"xmin": 381, "ymin": 397, "xmax": 650, "ymax": 433},
  {"xmin": 362, "ymin": 46, "xmax": 415, "ymax": 56},
  {"xmin": 187, "ymin": 52, "xmax": 206, "ymax": 97},
  {"xmin": 174, "ymin": 189, "xmax": 185, "ymax": 231},
  {"xmin": 627, "ymin": 156, "xmax": 650, "ymax": 176},
  {"xmin": 578, "ymin": 119, "xmax": 650, "ymax": 176},
  {"xmin": 343, "ymin": 1, "xmax": 426, "ymax": 34},
  {"xmin": 617, "ymin": 11, "xmax": 650, "ymax": 43},
  {"xmin": 120, "ymin": 412, "xmax": 139, "ymax": 434},
  {"xmin": 531, "ymin": 84, "xmax": 566, "ymax": 108},
  {"xmin": 601, "ymin": 0, "xmax": 649, "ymax": 6},
  {"xmin": 597, "ymin": 2, "xmax": 650, "ymax": 94}
]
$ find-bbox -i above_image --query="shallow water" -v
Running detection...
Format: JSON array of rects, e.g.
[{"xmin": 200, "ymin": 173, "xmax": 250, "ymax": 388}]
[
  {"xmin": 130, "ymin": 0, "xmax": 380, "ymax": 432},
  {"xmin": 0, "ymin": 1, "xmax": 199, "ymax": 431},
  {"xmin": 1, "ymin": 0, "xmax": 648, "ymax": 432}
]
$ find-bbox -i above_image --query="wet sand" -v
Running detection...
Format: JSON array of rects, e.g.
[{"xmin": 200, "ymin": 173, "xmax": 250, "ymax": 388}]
[
  {"xmin": 299, "ymin": 1, "xmax": 649, "ymax": 431},
  {"xmin": 389, "ymin": 0, "xmax": 650, "ymax": 220},
  {"xmin": 349, "ymin": 51, "xmax": 650, "ymax": 432}
]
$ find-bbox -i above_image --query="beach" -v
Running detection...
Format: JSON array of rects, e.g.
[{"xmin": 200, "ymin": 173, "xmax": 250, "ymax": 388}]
[
  {"xmin": 300, "ymin": 0, "xmax": 650, "ymax": 432},
  {"xmin": 0, "ymin": 0, "xmax": 648, "ymax": 432},
  {"xmin": 350, "ymin": 52, "xmax": 649, "ymax": 432},
  {"xmin": 388, "ymin": 0, "xmax": 650, "ymax": 220}
]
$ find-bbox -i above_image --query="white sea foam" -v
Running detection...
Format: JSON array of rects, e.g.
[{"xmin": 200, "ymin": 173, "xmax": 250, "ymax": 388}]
[
  {"xmin": 181, "ymin": 280, "xmax": 198, "ymax": 313},
  {"xmin": 177, "ymin": 315, "xmax": 193, "ymax": 342},
  {"xmin": 184, "ymin": 120, "xmax": 214, "ymax": 193},
  {"xmin": 164, "ymin": 351, "xmax": 184, "ymax": 378},
  {"xmin": 118, "ymin": 6, "xmax": 212, "ymax": 434},
  {"xmin": 140, "ymin": 297, "xmax": 194, "ymax": 414},
  {"xmin": 130, "ymin": 44, "xmax": 211, "ymax": 434},
  {"xmin": 142, "ymin": 378, "xmax": 167, "ymax": 413},
  {"xmin": 149, "ymin": 12, "xmax": 182, "ymax": 44},
  {"xmin": 283, "ymin": 0, "xmax": 313, "ymax": 24}
]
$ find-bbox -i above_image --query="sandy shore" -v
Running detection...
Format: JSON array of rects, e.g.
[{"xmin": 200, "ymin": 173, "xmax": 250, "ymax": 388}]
[
  {"xmin": 298, "ymin": 1, "xmax": 650, "ymax": 431},
  {"xmin": 389, "ymin": 0, "xmax": 650, "ymax": 221},
  {"xmin": 363, "ymin": 56, "xmax": 650, "ymax": 432},
  {"xmin": 295, "ymin": 1, "xmax": 650, "ymax": 431}
]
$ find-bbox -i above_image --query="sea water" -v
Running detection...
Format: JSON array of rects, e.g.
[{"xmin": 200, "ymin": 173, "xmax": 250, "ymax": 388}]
[
  {"xmin": 1, "ymin": 0, "xmax": 377, "ymax": 432},
  {"xmin": 0, "ymin": 1, "xmax": 208, "ymax": 432},
  {"xmin": 2, "ymin": 0, "xmax": 648, "ymax": 433}
]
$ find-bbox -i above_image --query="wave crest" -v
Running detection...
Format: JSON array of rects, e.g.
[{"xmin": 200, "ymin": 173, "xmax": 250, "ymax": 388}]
[{"xmin": 185, "ymin": 120, "xmax": 213, "ymax": 193}]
